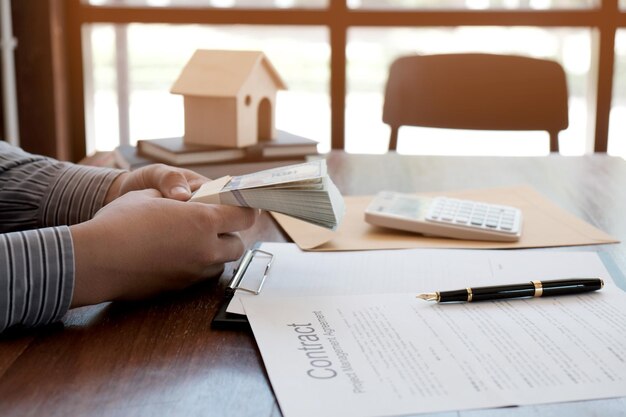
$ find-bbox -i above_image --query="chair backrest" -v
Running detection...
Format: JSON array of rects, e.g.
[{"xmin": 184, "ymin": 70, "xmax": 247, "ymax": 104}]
[{"xmin": 382, "ymin": 53, "xmax": 569, "ymax": 152}]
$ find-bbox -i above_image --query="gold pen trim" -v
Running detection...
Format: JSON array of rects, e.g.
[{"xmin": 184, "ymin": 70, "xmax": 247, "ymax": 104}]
[
  {"xmin": 532, "ymin": 280, "xmax": 543, "ymax": 297},
  {"xmin": 467, "ymin": 287, "xmax": 473, "ymax": 302}
]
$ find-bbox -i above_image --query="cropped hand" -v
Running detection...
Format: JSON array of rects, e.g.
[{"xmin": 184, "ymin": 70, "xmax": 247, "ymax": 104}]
[
  {"xmin": 70, "ymin": 189, "xmax": 258, "ymax": 307},
  {"xmin": 105, "ymin": 164, "xmax": 208, "ymax": 204}
]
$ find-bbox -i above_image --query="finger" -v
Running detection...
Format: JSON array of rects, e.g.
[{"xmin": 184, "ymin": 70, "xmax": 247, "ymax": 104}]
[
  {"xmin": 150, "ymin": 166, "xmax": 192, "ymax": 200},
  {"xmin": 187, "ymin": 177, "xmax": 210, "ymax": 193},
  {"xmin": 178, "ymin": 168, "xmax": 211, "ymax": 188},
  {"xmin": 126, "ymin": 188, "xmax": 163, "ymax": 199},
  {"xmin": 200, "ymin": 263, "xmax": 226, "ymax": 279},
  {"xmin": 96, "ymin": 188, "xmax": 162, "ymax": 215},
  {"xmin": 211, "ymin": 233, "xmax": 246, "ymax": 263},
  {"xmin": 160, "ymin": 166, "xmax": 210, "ymax": 192},
  {"xmin": 202, "ymin": 205, "xmax": 259, "ymax": 234}
]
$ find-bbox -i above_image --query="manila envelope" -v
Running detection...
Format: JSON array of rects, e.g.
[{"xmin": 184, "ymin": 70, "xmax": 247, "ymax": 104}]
[{"xmin": 271, "ymin": 185, "xmax": 618, "ymax": 251}]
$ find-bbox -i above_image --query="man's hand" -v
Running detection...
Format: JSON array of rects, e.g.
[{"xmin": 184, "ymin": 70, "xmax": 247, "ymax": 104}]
[
  {"xmin": 105, "ymin": 164, "xmax": 208, "ymax": 204},
  {"xmin": 69, "ymin": 189, "xmax": 258, "ymax": 307}
]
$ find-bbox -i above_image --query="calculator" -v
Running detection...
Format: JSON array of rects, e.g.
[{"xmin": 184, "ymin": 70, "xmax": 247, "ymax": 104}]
[{"xmin": 364, "ymin": 191, "xmax": 523, "ymax": 242}]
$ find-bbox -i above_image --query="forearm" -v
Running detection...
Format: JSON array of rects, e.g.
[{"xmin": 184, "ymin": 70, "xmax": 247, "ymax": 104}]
[
  {"xmin": 0, "ymin": 226, "xmax": 74, "ymax": 333},
  {"xmin": 0, "ymin": 161, "xmax": 122, "ymax": 333},
  {"xmin": 0, "ymin": 142, "xmax": 123, "ymax": 232},
  {"xmin": 0, "ymin": 142, "xmax": 123, "ymax": 333},
  {"xmin": 39, "ymin": 164, "xmax": 123, "ymax": 227}
]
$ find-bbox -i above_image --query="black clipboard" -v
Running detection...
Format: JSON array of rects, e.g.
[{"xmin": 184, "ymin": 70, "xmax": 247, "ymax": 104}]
[{"xmin": 211, "ymin": 244, "xmax": 274, "ymax": 330}]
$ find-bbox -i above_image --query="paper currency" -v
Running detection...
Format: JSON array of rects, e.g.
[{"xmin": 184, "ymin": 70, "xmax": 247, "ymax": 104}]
[{"xmin": 190, "ymin": 160, "xmax": 345, "ymax": 230}]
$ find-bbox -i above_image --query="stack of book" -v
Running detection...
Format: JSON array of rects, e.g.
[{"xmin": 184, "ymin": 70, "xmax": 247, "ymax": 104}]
[
  {"xmin": 113, "ymin": 144, "xmax": 153, "ymax": 170},
  {"xmin": 114, "ymin": 130, "xmax": 319, "ymax": 170}
]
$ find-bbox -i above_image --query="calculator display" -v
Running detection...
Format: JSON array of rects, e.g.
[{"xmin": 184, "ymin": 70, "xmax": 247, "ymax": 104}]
[{"xmin": 387, "ymin": 195, "xmax": 430, "ymax": 219}]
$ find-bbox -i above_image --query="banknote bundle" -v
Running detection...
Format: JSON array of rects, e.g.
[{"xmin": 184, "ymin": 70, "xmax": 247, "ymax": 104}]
[{"xmin": 189, "ymin": 160, "xmax": 345, "ymax": 230}]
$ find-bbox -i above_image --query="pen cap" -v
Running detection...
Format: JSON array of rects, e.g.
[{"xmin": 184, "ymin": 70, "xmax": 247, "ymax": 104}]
[{"xmin": 541, "ymin": 278, "xmax": 603, "ymax": 296}]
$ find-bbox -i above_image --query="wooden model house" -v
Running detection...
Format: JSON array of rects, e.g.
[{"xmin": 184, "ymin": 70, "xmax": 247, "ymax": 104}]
[{"xmin": 170, "ymin": 49, "xmax": 287, "ymax": 148}]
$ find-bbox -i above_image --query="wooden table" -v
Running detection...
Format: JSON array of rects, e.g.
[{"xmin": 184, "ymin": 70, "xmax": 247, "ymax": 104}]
[{"xmin": 2, "ymin": 152, "xmax": 626, "ymax": 417}]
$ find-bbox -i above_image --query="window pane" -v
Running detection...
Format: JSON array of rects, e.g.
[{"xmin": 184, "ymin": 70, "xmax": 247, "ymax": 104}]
[
  {"xmin": 86, "ymin": 25, "xmax": 118, "ymax": 155},
  {"xmin": 86, "ymin": 24, "xmax": 330, "ymax": 153},
  {"xmin": 346, "ymin": 27, "xmax": 592, "ymax": 156},
  {"xmin": 86, "ymin": 0, "xmax": 327, "ymax": 8},
  {"xmin": 349, "ymin": 0, "xmax": 596, "ymax": 9},
  {"xmin": 609, "ymin": 30, "xmax": 626, "ymax": 157}
]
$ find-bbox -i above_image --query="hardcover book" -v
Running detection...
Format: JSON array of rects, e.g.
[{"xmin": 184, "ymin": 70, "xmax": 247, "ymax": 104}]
[
  {"xmin": 113, "ymin": 144, "xmax": 153, "ymax": 170},
  {"xmin": 136, "ymin": 130, "xmax": 318, "ymax": 166}
]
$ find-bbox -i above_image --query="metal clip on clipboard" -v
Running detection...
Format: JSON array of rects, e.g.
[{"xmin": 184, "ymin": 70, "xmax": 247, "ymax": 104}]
[{"xmin": 226, "ymin": 248, "xmax": 274, "ymax": 296}]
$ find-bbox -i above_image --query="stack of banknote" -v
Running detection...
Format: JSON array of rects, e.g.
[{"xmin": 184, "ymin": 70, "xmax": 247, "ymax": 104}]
[{"xmin": 189, "ymin": 159, "xmax": 345, "ymax": 230}]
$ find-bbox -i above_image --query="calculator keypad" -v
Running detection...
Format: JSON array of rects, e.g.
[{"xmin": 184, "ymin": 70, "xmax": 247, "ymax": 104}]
[{"xmin": 426, "ymin": 197, "xmax": 521, "ymax": 234}]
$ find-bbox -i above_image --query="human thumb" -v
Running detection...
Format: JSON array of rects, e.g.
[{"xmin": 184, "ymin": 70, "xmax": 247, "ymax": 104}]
[
  {"xmin": 159, "ymin": 171, "xmax": 191, "ymax": 201},
  {"xmin": 169, "ymin": 185, "xmax": 191, "ymax": 200}
]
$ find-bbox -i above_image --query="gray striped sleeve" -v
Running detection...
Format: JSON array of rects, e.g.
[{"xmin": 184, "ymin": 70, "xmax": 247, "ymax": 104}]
[
  {"xmin": 0, "ymin": 227, "xmax": 74, "ymax": 331},
  {"xmin": 41, "ymin": 163, "xmax": 122, "ymax": 227},
  {"xmin": 0, "ymin": 141, "xmax": 123, "ymax": 231},
  {"xmin": 1, "ymin": 142, "xmax": 123, "ymax": 332}
]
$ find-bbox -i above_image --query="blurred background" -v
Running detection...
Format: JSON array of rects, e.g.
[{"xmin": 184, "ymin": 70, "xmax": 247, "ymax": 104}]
[{"xmin": 5, "ymin": 0, "xmax": 626, "ymax": 159}]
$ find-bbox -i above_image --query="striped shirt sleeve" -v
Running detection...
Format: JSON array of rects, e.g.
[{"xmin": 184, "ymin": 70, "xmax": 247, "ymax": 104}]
[{"xmin": 0, "ymin": 142, "xmax": 123, "ymax": 332}]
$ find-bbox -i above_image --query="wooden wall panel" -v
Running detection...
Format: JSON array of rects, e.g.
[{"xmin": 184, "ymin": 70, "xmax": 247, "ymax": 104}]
[{"xmin": 11, "ymin": 0, "xmax": 70, "ymax": 160}]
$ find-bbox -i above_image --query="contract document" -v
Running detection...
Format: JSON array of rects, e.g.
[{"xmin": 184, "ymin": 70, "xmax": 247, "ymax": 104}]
[{"xmin": 239, "ymin": 244, "xmax": 626, "ymax": 417}]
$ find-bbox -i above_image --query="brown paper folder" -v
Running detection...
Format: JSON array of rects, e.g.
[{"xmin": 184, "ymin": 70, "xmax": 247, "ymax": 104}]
[{"xmin": 271, "ymin": 185, "xmax": 618, "ymax": 251}]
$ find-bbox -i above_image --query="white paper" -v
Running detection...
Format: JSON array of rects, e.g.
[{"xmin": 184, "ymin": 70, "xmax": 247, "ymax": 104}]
[
  {"xmin": 228, "ymin": 242, "xmax": 616, "ymax": 315},
  {"xmin": 233, "ymin": 243, "xmax": 626, "ymax": 416},
  {"xmin": 243, "ymin": 286, "xmax": 626, "ymax": 417}
]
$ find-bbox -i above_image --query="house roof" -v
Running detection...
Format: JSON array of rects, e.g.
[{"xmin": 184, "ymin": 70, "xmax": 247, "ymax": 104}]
[{"xmin": 170, "ymin": 49, "xmax": 287, "ymax": 98}]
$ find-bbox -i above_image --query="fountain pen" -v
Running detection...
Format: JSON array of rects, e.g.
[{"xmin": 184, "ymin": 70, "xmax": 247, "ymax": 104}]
[{"xmin": 416, "ymin": 278, "xmax": 604, "ymax": 303}]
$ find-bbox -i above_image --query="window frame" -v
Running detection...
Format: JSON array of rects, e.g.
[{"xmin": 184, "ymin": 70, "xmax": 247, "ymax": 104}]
[{"xmin": 65, "ymin": 0, "xmax": 625, "ymax": 159}]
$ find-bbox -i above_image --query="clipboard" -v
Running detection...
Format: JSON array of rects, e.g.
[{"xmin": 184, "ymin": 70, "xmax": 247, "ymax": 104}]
[{"xmin": 212, "ymin": 245, "xmax": 274, "ymax": 330}]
